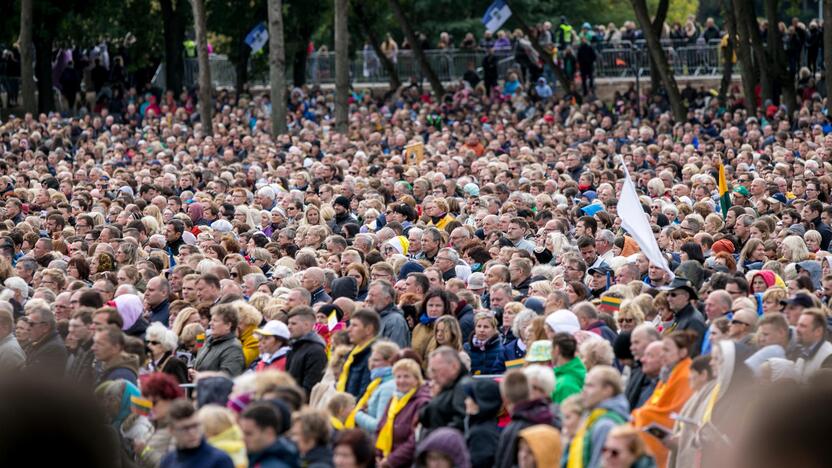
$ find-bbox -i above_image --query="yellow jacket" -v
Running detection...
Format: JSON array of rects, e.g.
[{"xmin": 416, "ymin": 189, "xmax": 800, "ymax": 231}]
[
  {"xmin": 208, "ymin": 425, "xmax": 248, "ymax": 468},
  {"xmin": 239, "ymin": 325, "xmax": 260, "ymax": 368},
  {"xmin": 428, "ymin": 214, "xmax": 455, "ymax": 231}
]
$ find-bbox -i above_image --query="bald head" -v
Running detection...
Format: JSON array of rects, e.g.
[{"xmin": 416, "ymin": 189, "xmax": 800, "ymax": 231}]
[
  {"xmin": 333, "ymin": 297, "xmax": 356, "ymax": 320},
  {"xmin": 641, "ymin": 341, "xmax": 665, "ymax": 376}
]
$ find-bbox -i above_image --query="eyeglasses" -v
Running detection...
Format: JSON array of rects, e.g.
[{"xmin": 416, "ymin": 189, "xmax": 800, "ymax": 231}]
[
  {"xmin": 731, "ymin": 320, "xmax": 750, "ymax": 327},
  {"xmin": 147, "ymin": 340, "xmax": 161, "ymax": 345},
  {"xmin": 617, "ymin": 317, "xmax": 634, "ymax": 324},
  {"xmin": 668, "ymin": 291, "xmax": 683, "ymax": 297}
]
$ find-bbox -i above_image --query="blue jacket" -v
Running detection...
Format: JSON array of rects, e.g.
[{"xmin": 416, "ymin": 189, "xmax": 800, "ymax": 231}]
[
  {"xmin": 149, "ymin": 299, "xmax": 170, "ymax": 326},
  {"xmin": 502, "ymin": 338, "xmax": 526, "ymax": 362},
  {"xmin": 354, "ymin": 367, "xmax": 396, "ymax": 432},
  {"xmin": 160, "ymin": 438, "xmax": 234, "ymax": 468},
  {"xmin": 248, "ymin": 437, "xmax": 300, "ymax": 468},
  {"xmin": 345, "ymin": 339, "xmax": 374, "ymax": 398},
  {"xmin": 465, "ymin": 335, "xmax": 506, "ymax": 375}
]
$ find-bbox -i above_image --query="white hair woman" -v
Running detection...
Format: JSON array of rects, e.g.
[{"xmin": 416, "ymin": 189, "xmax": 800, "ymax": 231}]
[{"xmin": 145, "ymin": 322, "xmax": 188, "ymax": 383}]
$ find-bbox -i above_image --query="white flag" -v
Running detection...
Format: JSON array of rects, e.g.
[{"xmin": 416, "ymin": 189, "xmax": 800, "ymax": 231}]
[
  {"xmin": 616, "ymin": 156, "xmax": 674, "ymax": 279},
  {"xmin": 482, "ymin": 0, "xmax": 512, "ymax": 34}
]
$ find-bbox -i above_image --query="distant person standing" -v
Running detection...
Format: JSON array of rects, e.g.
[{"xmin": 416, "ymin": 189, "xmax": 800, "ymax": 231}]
[{"xmin": 577, "ymin": 37, "xmax": 597, "ymax": 96}]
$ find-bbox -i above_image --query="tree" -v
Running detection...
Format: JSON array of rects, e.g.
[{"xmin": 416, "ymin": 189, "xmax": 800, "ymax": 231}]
[
  {"xmin": 335, "ymin": 0, "xmax": 349, "ymax": 133},
  {"xmin": 630, "ymin": 0, "xmax": 686, "ymax": 121},
  {"xmin": 387, "ymin": 0, "xmax": 445, "ymax": 97},
  {"xmin": 718, "ymin": 0, "xmax": 736, "ymax": 107},
  {"xmin": 731, "ymin": 0, "xmax": 756, "ymax": 112},
  {"xmin": 763, "ymin": 0, "xmax": 796, "ymax": 113},
  {"xmin": 191, "ymin": 0, "xmax": 213, "ymax": 136},
  {"xmin": 352, "ymin": 0, "xmax": 401, "ymax": 91},
  {"xmin": 826, "ymin": 0, "xmax": 832, "ymax": 103},
  {"xmin": 506, "ymin": 0, "xmax": 574, "ymax": 94},
  {"xmin": 19, "ymin": 0, "xmax": 35, "ymax": 113},
  {"xmin": 268, "ymin": 0, "xmax": 287, "ymax": 135},
  {"xmin": 160, "ymin": 0, "xmax": 188, "ymax": 94}
]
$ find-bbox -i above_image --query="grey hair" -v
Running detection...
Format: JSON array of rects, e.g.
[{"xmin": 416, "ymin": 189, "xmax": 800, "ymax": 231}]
[
  {"xmin": 512, "ymin": 309, "xmax": 537, "ymax": 340},
  {"xmin": 146, "ymin": 321, "xmax": 179, "ymax": 352},
  {"xmin": 244, "ymin": 273, "xmax": 269, "ymax": 289},
  {"xmin": 438, "ymin": 247, "xmax": 459, "ymax": 264},
  {"xmin": 25, "ymin": 299, "xmax": 55, "ymax": 329}
]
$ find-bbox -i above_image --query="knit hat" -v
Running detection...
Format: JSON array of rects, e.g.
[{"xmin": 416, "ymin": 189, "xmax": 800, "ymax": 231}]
[
  {"xmin": 544, "ymin": 309, "xmax": 580, "ymax": 335},
  {"xmin": 333, "ymin": 196, "xmax": 351, "ymax": 210},
  {"xmin": 733, "ymin": 186, "xmax": 750, "ymax": 197},
  {"xmin": 331, "ymin": 276, "xmax": 359, "ymax": 300},
  {"xmin": 463, "ymin": 183, "xmax": 480, "ymax": 197},
  {"xmin": 523, "ymin": 296, "xmax": 545, "ymax": 315},
  {"xmin": 385, "ymin": 236, "xmax": 410, "ymax": 256},
  {"xmin": 226, "ymin": 392, "xmax": 252, "ymax": 414},
  {"xmin": 466, "ymin": 272, "xmax": 485, "ymax": 290},
  {"xmin": 398, "ymin": 261, "xmax": 425, "ymax": 280},
  {"xmin": 211, "ymin": 219, "xmax": 233, "ymax": 233},
  {"xmin": 711, "ymin": 239, "xmax": 735, "ymax": 255},
  {"xmin": 613, "ymin": 331, "xmax": 633, "ymax": 361}
]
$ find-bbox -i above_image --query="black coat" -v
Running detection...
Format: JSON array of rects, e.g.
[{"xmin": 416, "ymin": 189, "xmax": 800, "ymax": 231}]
[
  {"xmin": 494, "ymin": 398, "xmax": 557, "ymax": 468},
  {"xmin": 342, "ymin": 339, "xmax": 373, "ymax": 398},
  {"xmin": 26, "ymin": 330, "xmax": 68, "ymax": 374},
  {"xmin": 285, "ymin": 331, "xmax": 328, "ymax": 398},
  {"xmin": 624, "ymin": 363, "xmax": 658, "ymax": 410},
  {"xmin": 158, "ymin": 351, "xmax": 189, "ymax": 384},
  {"xmin": 669, "ymin": 303, "xmax": 708, "ymax": 356},
  {"xmin": 419, "ymin": 368, "xmax": 469, "ymax": 435}
]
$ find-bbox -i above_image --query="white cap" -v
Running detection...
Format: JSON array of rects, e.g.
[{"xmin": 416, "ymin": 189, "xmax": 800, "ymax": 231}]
[
  {"xmin": 254, "ymin": 320, "xmax": 290, "ymax": 340},
  {"xmin": 545, "ymin": 309, "xmax": 581, "ymax": 335}
]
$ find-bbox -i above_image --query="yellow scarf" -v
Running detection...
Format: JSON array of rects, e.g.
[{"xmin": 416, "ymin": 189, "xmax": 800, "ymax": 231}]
[
  {"xmin": 567, "ymin": 408, "xmax": 607, "ymax": 468},
  {"xmin": 336, "ymin": 339, "xmax": 374, "ymax": 392},
  {"xmin": 701, "ymin": 383, "xmax": 721, "ymax": 423},
  {"xmin": 330, "ymin": 415, "xmax": 346, "ymax": 431},
  {"xmin": 375, "ymin": 388, "xmax": 416, "ymax": 457},
  {"xmin": 345, "ymin": 377, "xmax": 382, "ymax": 428}
]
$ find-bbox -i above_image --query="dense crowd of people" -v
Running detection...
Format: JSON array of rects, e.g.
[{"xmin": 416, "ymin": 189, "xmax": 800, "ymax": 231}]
[{"xmin": 3, "ymin": 29, "xmax": 832, "ymax": 467}]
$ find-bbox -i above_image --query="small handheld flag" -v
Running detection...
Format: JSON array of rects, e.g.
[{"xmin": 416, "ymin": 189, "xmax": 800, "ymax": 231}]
[
  {"xmin": 196, "ymin": 333, "xmax": 206, "ymax": 349},
  {"xmin": 130, "ymin": 396, "xmax": 153, "ymax": 417},
  {"xmin": 718, "ymin": 159, "xmax": 731, "ymax": 219},
  {"xmin": 327, "ymin": 310, "xmax": 339, "ymax": 332}
]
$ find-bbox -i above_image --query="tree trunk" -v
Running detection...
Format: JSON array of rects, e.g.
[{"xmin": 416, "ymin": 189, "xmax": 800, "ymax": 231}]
[
  {"xmin": 743, "ymin": 0, "xmax": 771, "ymax": 103},
  {"xmin": 506, "ymin": 0, "xmax": 573, "ymax": 93},
  {"xmin": 292, "ymin": 42, "xmax": 309, "ymax": 86},
  {"xmin": 160, "ymin": 0, "xmax": 186, "ymax": 93},
  {"xmin": 191, "ymin": 0, "xmax": 213, "ymax": 136},
  {"xmin": 718, "ymin": 0, "xmax": 736, "ymax": 106},
  {"xmin": 33, "ymin": 34, "xmax": 53, "ymax": 113},
  {"xmin": 19, "ymin": 0, "xmax": 35, "ymax": 113},
  {"xmin": 764, "ymin": 0, "xmax": 796, "ymax": 113},
  {"xmin": 234, "ymin": 37, "xmax": 251, "ymax": 99},
  {"xmin": 268, "ymin": 0, "xmax": 287, "ymax": 135},
  {"xmin": 731, "ymin": 0, "xmax": 757, "ymax": 112},
  {"xmin": 825, "ymin": 0, "xmax": 832, "ymax": 101},
  {"xmin": 335, "ymin": 0, "xmax": 349, "ymax": 133},
  {"xmin": 353, "ymin": 1, "xmax": 401, "ymax": 90},
  {"xmin": 387, "ymin": 0, "xmax": 445, "ymax": 97},
  {"xmin": 631, "ymin": 0, "xmax": 686, "ymax": 121},
  {"xmin": 648, "ymin": 0, "xmax": 670, "ymax": 92}
]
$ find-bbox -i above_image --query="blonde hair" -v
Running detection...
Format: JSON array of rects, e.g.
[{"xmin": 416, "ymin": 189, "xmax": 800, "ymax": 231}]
[
  {"xmin": 181, "ymin": 323, "xmax": 205, "ymax": 343},
  {"xmin": 253, "ymin": 370, "xmax": 298, "ymax": 399},
  {"xmin": 327, "ymin": 392, "xmax": 356, "ymax": 418},
  {"xmin": 579, "ymin": 339, "xmax": 615, "ymax": 370},
  {"xmin": 392, "ymin": 358, "xmax": 424, "ymax": 386},
  {"xmin": 172, "ymin": 307, "xmax": 200, "ymax": 337},
  {"xmin": 197, "ymin": 404, "xmax": 237, "ymax": 438},
  {"xmin": 616, "ymin": 300, "xmax": 646, "ymax": 324},
  {"xmin": 234, "ymin": 301, "xmax": 263, "ymax": 329}
]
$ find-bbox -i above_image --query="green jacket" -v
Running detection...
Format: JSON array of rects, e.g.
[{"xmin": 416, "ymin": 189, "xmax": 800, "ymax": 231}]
[{"xmin": 552, "ymin": 357, "xmax": 586, "ymax": 404}]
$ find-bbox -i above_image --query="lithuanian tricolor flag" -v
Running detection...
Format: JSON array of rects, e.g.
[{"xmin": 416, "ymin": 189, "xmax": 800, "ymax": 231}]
[
  {"xmin": 130, "ymin": 396, "xmax": 153, "ymax": 416},
  {"xmin": 718, "ymin": 160, "xmax": 731, "ymax": 219}
]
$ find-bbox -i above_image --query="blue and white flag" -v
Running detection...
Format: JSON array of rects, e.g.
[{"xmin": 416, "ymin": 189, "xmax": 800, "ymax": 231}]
[
  {"xmin": 482, "ymin": 0, "xmax": 512, "ymax": 34},
  {"xmin": 245, "ymin": 22, "xmax": 269, "ymax": 53}
]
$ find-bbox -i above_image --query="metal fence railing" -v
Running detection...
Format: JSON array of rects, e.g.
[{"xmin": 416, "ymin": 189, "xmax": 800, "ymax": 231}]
[{"xmin": 147, "ymin": 42, "xmax": 729, "ymax": 90}]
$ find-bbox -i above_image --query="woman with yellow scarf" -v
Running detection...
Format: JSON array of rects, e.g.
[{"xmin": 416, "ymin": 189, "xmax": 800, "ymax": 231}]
[
  {"xmin": 375, "ymin": 358, "xmax": 431, "ymax": 467},
  {"xmin": 632, "ymin": 331, "xmax": 695, "ymax": 468}
]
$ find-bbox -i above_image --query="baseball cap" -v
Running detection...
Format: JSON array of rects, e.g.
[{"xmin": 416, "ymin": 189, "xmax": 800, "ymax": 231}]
[
  {"xmin": 780, "ymin": 293, "xmax": 815, "ymax": 309},
  {"xmin": 254, "ymin": 320, "xmax": 290, "ymax": 340}
]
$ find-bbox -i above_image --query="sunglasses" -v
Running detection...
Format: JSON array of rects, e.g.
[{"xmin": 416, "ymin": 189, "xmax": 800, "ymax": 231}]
[
  {"xmin": 731, "ymin": 320, "xmax": 750, "ymax": 327},
  {"xmin": 146, "ymin": 340, "xmax": 161, "ymax": 345}
]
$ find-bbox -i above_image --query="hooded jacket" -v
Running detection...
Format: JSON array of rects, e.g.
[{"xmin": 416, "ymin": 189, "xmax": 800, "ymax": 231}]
[
  {"xmin": 796, "ymin": 260, "xmax": 822, "ymax": 290},
  {"xmin": 495, "ymin": 398, "xmax": 557, "ymax": 468},
  {"xmin": 238, "ymin": 325, "xmax": 261, "ymax": 369},
  {"xmin": 96, "ymin": 352, "xmax": 140, "ymax": 386},
  {"xmin": 375, "ymin": 384, "xmax": 432, "ymax": 467},
  {"xmin": 207, "ymin": 425, "xmax": 248, "ymax": 468},
  {"xmin": 378, "ymin": 303, "xmax": 411, "ymax": 348},
  {"xmin": 193, "ymin": 332, "xmax": 246, "ymax": 377},
  {"xmin": 414, "ymin": 427, "xmax": 472, "ymax": 468},
  {"xmin": 301, "ymin": 445, "xmax": 333, "ymax": 468},
  {"xmin": 518, "ymin": 424, "xmax": 563, "ymax": 468},
  {"xmin": 464, "ymin": 334, "xmax": 506, "ymax": 375},
  {"xmin": 564, "ymin": 394, "xmax": 630, "ymax": 468},
  {"xmin": 411, "ymin": 321, "xmax": 438, "ymax": 366},
  {"xmin": 160, "ymin": 438, "xmax": 234, "ymax": 468},
  {"xmin": 464, "ymin": 379, "xmax": 502, "ymax": 466},
  {"xmin": 552, "ymin": 357, "xmax": 587, "ymax": 403},
  {"xmin": 354, "ymin": 367, "xmax": 396, "ymax": 432},
  {"xmin": 247, "ymin": 437, "xmax": 299, "ymax": 468},
  {"xmin": 285, "ymin": 331, "xmax": 328, "ymax": 397}
]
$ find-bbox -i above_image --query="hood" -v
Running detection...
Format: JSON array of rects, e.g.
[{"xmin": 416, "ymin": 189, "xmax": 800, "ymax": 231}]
[
  {"xmin": 331, "ymin": 276, "xmax": 358, "ymax": 300},
  {"xmin": 519, "ymin": 424, "xmax": 563, "ymax": 468},
  {"xmin": 415, "ymin": 427, "xmax": 471, "ymax": 468},
  {"xmin": 512, "ymin": 397, "xmax": 554, "ymax": 424},
  {"xmin": 597, "ymin": 393, "xmax": 630, "ymax": 419},
  {"xmin": 105, "ymin": 352, "xmax": 140, "ymax": 374},
  {"xmin": 796, "ymin": 261, "xmax": 822, "ymax": 289},
  {"xmin": 114, "ymin": 294, "xmax": 143, "ymax": 330},
  {"xmin": 295, "ymin": 330, "xmax": 327, "ymax": 348},
  {"xmin": 94, "ymin": 379, "xmax": 140, "ymax": 428},
  {"xmin": 208, "ymin": 424, "xmax": 246, "ymax": 453},
  {"xmin": 465, "ymin": 379, "xmax": 502, "ymax": 422},
  {"xmin": 196, "ymin": 375, "xmax": 234, "ymax": 407}
]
